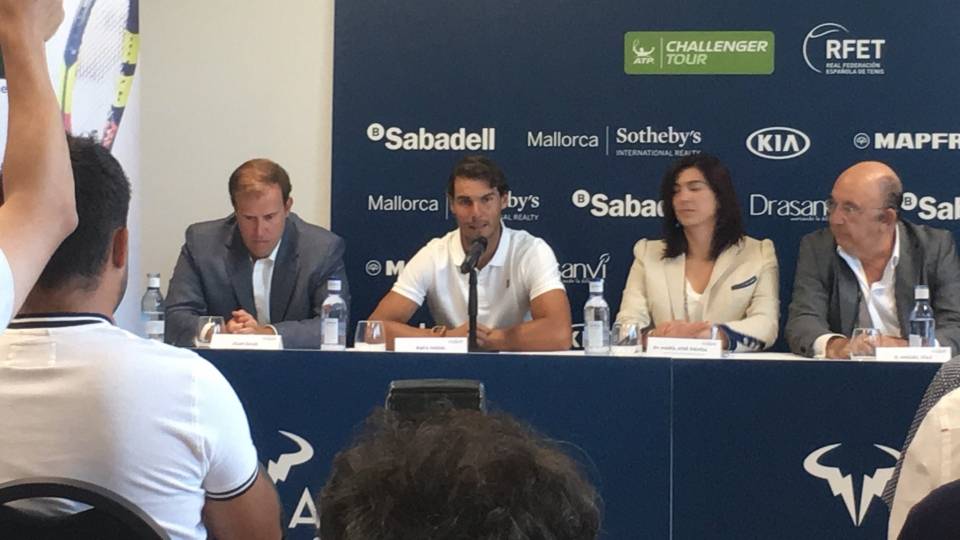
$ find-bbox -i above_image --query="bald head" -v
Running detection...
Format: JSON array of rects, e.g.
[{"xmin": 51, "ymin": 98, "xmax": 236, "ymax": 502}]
[
  {"xmin": 834, "ymin": 161, "xmax": 903, "ymax": 211},
  {"xmin": 829, "ymin": 161, "xmax": 901, "ymax": 261}
]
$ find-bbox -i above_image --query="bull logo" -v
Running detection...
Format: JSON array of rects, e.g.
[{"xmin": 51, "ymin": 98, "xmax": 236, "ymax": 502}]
[{"xmin": 803, "ymin": 443, "xmax": 899, "ymax": 526}]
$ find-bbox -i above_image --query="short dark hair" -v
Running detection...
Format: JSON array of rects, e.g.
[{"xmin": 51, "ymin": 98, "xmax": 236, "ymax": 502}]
[
  {"xmin": 318, "ymin": 408, "xmax": 601, "ymax": 540},
  {"xmin": 0, "ymin": 136, "xmax": 130, "ymax": 291},
  {"xmin": 446, "ymin": 155, "xmax": 509, "ymax": 198},
  {"xmin": 228, "ymin": 158, "xmax": 292, "ymax": 206},
  {"xmin": 659, "ymin": 153, "xmax": 745, "ymax": 260}
]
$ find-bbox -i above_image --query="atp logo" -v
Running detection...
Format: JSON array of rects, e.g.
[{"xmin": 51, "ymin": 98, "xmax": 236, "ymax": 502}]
[
  {"xmin": 803, "ymin": 443, "xmax": 899, "ymax": 526},
  {"xmin": 631, "ymin": 40, "xmax": 655, "ymax": 65},
  {"xmin": 267, "ymin": 431, "xmax": 315, "ymax": 484}
]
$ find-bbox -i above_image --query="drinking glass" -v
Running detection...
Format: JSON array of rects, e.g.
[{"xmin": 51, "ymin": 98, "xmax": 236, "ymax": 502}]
[
  {"xmin": 849, "ymin": 327, "xmax": 880, "ymax": 361},
  {"xmin": 354, "ymin": 320, "xmax": 387, "ymax": 351},
  {"xmin": 196, "ymin": 316, "xmax": 224, "ymax": 348},
  {"xmin": 611, "ymin": 322, "xmax": 640, "ymax": 356}
]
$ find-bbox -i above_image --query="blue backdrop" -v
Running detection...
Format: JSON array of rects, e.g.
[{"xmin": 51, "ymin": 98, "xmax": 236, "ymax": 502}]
[{"xmin": 332, "ymin": 1, "xmax": 960, "ymax": 349}]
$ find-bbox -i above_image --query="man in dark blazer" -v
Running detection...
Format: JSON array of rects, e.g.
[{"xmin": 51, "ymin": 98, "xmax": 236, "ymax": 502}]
[
  {"xmin": 786, "ymin": 161, "xmax": 960, "ymax": 358},
  {"xmin": 165, "ymin": 159, "xmax": 348, "ymax": 349}
]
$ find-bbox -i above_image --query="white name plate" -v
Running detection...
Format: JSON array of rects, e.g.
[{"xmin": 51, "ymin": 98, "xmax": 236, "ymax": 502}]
[
  {"xmin": 394, "ymin": 337, "xmax": 468, "ymax": 353},
  {"xmin": 646, "ymin": 337, "xmax": 723, "ymax": 358},
  {"xmin": 875, "ymin": 347, "xmax": 952, "ymax": 362},
  {"xmin": 209, "ymin": 334, "xmax": 284, "ymax": 350}
]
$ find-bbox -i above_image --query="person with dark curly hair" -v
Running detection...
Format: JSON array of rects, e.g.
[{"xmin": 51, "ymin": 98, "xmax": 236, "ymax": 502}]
[
  {"xmin": 318, "ymin": 408, "xmax": 601, "ymax": 540},
  {"xmin": 615, "ymin": 153, "xmax": 779, "ymax": 351}
]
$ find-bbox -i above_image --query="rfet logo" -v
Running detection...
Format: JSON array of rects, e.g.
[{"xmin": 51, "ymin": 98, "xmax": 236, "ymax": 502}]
[{"xmin": 803, "ymin": 443, "xmax": 899, "ymax": 526}]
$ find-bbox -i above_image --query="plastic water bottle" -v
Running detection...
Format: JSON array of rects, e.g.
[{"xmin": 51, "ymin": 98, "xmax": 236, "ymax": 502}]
[
  {"xmin": 583, "ymin": 279, "xmax": 610, "ymax": 355},
  {"xmin": 908, "ymin": 285, "xmax": 936, "ymax": 347},
  {"xmin": 140, "ymin": 273, "xmax": 164, "ymax": 341},
  {"xmin": 321, "ymin": 279, "xmax": 348, "ymax": 351}
]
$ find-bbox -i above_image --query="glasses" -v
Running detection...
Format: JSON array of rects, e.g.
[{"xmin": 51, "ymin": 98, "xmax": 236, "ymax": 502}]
[{"xmin": 825, "ymin": 198, "xmax": 891, "ymax": 217}]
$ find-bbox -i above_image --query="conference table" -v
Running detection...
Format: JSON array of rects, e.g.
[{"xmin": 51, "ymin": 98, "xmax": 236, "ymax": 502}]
[{"xmin": 200, "ymin": 349, "xmax": 940, "ymax": 540}]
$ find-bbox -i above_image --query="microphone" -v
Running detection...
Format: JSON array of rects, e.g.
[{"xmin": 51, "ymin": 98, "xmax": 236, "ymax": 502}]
[{"xmin": 459, "ymin": 237, "xmax": 488, "ymax": 274}]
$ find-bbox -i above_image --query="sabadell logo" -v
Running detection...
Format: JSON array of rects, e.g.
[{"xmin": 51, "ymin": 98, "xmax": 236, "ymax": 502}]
[{"xmin": 366, "ymin": 123, "xmax": 495, "ymax": 151}]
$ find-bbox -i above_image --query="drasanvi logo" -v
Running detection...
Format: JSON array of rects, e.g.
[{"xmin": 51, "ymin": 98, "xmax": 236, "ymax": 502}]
[
  {"xmin": 749, "ymin": 194, "xmax": 827, "ymax": 222},
  {"xmin": 746, "ymin": 127, "xmax": 810, "ymax": 160},
  {"xmin": 803, "ymin": 23, "xmax": 886, "ymax": 75},
  {"xmin": 365, "ymin": 259, "xmax": 406, "ymax": 277},
  {"xmin": 803, "ymin": 443, "xmax": 899, "ymax": 526},
  {"xmin": 367, "ymin": 122, "xmax": 495, "ymax": 151},
  {"xmin": 853, "ymin": 131, "xmax": 960, "ymax": 151},
  {"xmin": 901, "ymin": 192, "xmax": 960, "ymax": 221},
  {"xmin": 631, "ymin": 39, "xmax": 655, "ymax": 65},
  {"xmin": 560, "ymin": 253, "xmax": 611, "ymax": 285},
  {"xmin": 267, "ymin": 431, "xmax": 323, "ymax": 534},
  {"xmin": 571, "ymin": 189, "xmax": 663, "ymax": 218}
]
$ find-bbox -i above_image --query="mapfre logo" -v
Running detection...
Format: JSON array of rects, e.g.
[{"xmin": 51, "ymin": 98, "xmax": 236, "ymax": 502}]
[
  {"xmin": 901, "ymin": 192, "xmax": 960, "ymax": 221},
  {"xmin": 853, "ymin": 131, "xmax": 960, "ymax": 151},
  {"xmin": 746, "ymin": 127, "xmax": 810, "ymax": 160},
  {"xmin": 266, "ymin": 431, "xmax": 321, "ymax": 533},
  {"xmin": 803, "ymin": 23, "xmax": 886, "ymax": 75},
  {"xmin": 367, "ymin": 122, "xmax": 495, "ymax": 151},
  {"xmin": 365, "ymin": 259, "xmax": 406, "ymax": 277},
  {"xmin": 571, "ymin": 189, "xmax": 663, "ymax": 218},
  {"xmin": 803, "ymin": 443, "xmax": 899, "ymax": 526}
]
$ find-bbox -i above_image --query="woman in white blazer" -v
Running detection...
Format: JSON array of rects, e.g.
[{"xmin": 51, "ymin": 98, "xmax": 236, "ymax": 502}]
[{"xmin": 615, "ymin": 154, "xmax": 779, "ymax": 351}]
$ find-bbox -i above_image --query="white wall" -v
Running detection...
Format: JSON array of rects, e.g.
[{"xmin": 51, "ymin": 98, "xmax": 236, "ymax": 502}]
[{"xmin": 140, "ymin": 2, "xmax": 335, "ymax": 295}]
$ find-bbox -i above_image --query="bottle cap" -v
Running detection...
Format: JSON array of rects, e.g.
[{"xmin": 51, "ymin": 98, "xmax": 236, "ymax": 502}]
[
  {"xmin": 589, "ymin": 279, "xmax": 604, "ymax": 293},
  {"xmin": 147, "ymin": 273, "xmax": 160, "ymax": 288},
  {"xmin": 328, "ymin": 279, "xmax": 342, "ymax": 292},
  {"xmin": 915, "ymin": 284, "xmax": 930, "ymax": 300}
]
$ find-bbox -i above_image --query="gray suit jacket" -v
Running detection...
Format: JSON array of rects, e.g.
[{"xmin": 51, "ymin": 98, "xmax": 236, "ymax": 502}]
[
  {"xmin": 164, "ymin": 213, "xmax": 349, "ymax": 349},
  {"xmin": 786, "ymin": 220, "xmax": 960, "ymax": 357}
]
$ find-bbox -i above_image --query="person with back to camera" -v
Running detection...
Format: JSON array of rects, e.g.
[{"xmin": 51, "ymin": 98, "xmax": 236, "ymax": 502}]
[
  {"xmin": 615, "ymin": 153, "xmax": 779, "ymax": 352},
  {"xmin": 318, "ymin": 407, "xmax": 601, "ymax": 540}
]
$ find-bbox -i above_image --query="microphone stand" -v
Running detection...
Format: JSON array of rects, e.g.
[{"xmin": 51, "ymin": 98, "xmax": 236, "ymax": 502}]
[{"xmin": 468, "ymin": 267, "xmax": 479, "ymax": 352}]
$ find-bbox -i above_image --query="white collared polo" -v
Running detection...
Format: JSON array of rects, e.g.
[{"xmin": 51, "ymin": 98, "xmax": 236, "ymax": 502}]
[{"xmin": 392, "ymin": 225, "xmax": 565, "ymax": 329}]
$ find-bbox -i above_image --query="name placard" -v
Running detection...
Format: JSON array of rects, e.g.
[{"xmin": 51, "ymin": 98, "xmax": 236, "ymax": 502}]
[
  {"xmin": 209, "ymin": 334, "xmax": 284, "ymax": 350},
  {"xmin": 646, "ymin": 337, "xmax": 723, "ymax": 358},
  {"xmin": 875, "ymin": 347, "xmax": 952, "ymax": 363},
  {"xmin": 394, "ymin": 337, "xmax": 468, "ymax": 353}
]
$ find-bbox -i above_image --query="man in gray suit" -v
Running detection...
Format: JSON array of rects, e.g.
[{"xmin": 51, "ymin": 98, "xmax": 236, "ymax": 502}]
[
  {"xmin": 165, "ymin": 159, "xmax": 348, "ymax": 349},
  {"xmin": 786, "ymin": 161, "xmax": 960, "ymax": 358}
]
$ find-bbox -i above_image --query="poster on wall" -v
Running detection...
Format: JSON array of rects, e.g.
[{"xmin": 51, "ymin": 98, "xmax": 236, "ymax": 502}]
[{"xmin": 0, "ymin": 0, "xmax": 142, "ymax": 330}]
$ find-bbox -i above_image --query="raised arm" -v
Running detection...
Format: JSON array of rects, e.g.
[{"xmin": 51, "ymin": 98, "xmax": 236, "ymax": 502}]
[{"xmin": 0, "ymin": 0, "xmax": 77, "ymax": 319}]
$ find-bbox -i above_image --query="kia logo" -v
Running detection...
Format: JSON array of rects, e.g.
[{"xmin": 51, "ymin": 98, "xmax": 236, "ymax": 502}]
[{"xmin": 746, "ymin": 127, "xmax": 811, "ymax": 160}]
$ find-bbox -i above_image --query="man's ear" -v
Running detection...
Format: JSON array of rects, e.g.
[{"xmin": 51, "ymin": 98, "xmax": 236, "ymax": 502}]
[
  {"xmin": 284, "ymin": 196, "xmax": 294, "ymax": 213},
  {"xmin": 111, "ymin": 227, "xmax": 128, "ymax": 269}
]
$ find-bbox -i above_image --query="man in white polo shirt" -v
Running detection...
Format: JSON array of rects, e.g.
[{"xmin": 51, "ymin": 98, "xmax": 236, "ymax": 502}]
[
  {"xmin": 0, "ymin": 0, "xmax": 79, "ymax": 330},
  {"xmin": 0, "ymin": 137, "xmax": 281, "ymax": 540},
  {"xmin": 369, "ymin": 155, "xmax": 571, "ymax": 351}
]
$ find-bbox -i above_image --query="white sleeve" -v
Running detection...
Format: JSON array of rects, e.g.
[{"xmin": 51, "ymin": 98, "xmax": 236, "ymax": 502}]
[
  {"xmin": 888, "ymin": 389, "xmax": 960, "ymax": 539},
  {"xmin": 391, "ymin": 242, "xmax": 437, "ymax": 306},
  {"xmin": 195, "ymin": 361, "xmax": 259, "ymax": 500},
  {"xmin": 0, "ymin": 248, "xmax": 13, "ymax": 330},
  {"xmin": 522, "ymin": 238, "xmax": 565, "ymax": 300}
]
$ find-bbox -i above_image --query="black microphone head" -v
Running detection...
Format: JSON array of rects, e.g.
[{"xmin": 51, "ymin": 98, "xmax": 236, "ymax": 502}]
[{"xmin": 475, "ymin": 236, "xmax": 489, "ymax": 250}]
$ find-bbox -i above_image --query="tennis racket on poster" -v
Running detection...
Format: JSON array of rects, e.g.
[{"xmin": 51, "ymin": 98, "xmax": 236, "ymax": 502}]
[{"xmin": 58, "ymin": 0, "xmax": 139, "ymax": 150}]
